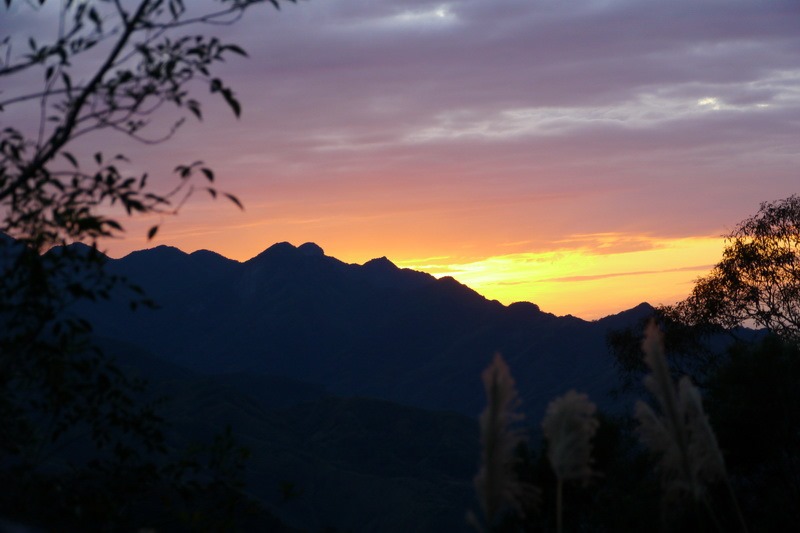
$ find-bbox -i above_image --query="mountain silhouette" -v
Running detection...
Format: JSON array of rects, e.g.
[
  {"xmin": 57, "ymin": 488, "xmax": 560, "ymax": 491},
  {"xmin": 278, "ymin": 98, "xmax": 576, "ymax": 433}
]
[
  {"xmin": 76, "ymin": 241, "xmax": 651, "ymax": 420},
  {"xmin": 4, "ymin": 237, "xmax": 663, "ymax": 532},
  {"xmin": 99, "ymin": 335, "xmax": 476, "ymax": 533}
]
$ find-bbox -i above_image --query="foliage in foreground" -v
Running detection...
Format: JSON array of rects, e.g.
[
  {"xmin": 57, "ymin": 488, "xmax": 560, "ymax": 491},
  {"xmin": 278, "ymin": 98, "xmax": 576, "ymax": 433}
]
[
  {"xmin": 1, "ymin": 1, "xmax": 298, "ymax": 530},
  {"xmin": 472, "ymin": 325, "xmax": 800, "ymax": 533}
]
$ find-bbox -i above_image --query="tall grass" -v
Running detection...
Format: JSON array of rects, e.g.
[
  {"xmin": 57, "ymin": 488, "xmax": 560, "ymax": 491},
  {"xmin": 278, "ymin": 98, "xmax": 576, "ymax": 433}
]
[
  {"xmin": 542, "ymin": 390, "xmax": 598, "ymax": 533},
  {"xmin": 471, "ymin": 321, "xmax": 749, "ymax": 532},
  {"xmin": 635, "ymin": 321, "xmax": 748, "ymax": 532},
  {"xmin": 469, "ymin": 354, "xmax": 537, "ymax": 532}
]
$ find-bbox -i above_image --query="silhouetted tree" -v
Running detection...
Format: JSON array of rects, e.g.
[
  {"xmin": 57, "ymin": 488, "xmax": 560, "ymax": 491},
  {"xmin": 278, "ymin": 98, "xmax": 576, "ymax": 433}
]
[
  {"xmin": 670, "ymin": 195, "xmax": 800, "ymax": 343},
  {"xmin": 604, "ymin": 194, "xmax": 800, "ymax": 530},
  {"xmin": 607, "ymin": 197, "xmax": 800, "ymax": 389},
  {"xmin": 607, "ymin": 307, "xmax": 728, "ymax": 393},
  {"xmin": 704, "ymin": 334, "xmax": 800, "ymax": 531},
  {"xmin": 0, "ymin": 1, "xmax": 296, "ymax": 529}
]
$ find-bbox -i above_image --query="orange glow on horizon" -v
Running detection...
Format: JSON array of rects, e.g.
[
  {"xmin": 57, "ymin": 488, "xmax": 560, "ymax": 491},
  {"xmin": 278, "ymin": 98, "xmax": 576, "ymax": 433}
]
[
  {"xmin": 102, "ymin": 214, "xmax": 724, "ymax": 321},
  {"xmin": 396, "ymin": 234, "xmax": 724, "ymax": 320}
]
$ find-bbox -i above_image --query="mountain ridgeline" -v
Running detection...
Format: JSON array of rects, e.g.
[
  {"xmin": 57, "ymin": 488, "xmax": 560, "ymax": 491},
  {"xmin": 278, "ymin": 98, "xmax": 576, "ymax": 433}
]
[
  {"xmin": 78, "ymin": 241, "xmax": 653, "ymax": 420},
  {"xmin": 3, "ymin": 238, "xmax": 662, "ymax": 532}
]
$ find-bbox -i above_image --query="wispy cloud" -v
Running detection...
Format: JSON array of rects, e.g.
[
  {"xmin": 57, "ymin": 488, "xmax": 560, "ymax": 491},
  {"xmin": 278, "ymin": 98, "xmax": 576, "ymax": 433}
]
[
  {"xmin": 63, "ymin": 0, "xmax": 798, "ymax": 316},
  {"xmin": 543, "ymin": 264, "xmax": 716, "ymax": 283},
  {"xmin": 401, "ymin": 234, "xmax": 724, "ymax": 319}
]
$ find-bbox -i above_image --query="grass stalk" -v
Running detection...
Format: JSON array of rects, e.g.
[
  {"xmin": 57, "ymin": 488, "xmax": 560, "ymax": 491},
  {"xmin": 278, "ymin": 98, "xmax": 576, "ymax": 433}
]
[{"xmin": 556, "ymin": 477, "xmax": 563, "ymax": 533}]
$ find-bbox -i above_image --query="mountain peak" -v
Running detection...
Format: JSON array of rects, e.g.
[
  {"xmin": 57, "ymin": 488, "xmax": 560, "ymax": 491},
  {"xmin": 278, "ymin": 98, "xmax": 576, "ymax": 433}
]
[
  {"xmin": 615, "ymin": 301, "xmax": 655, "ymax": 318},
  {"xmin": 40, "ymin": 241, "xmax": 109, "ymax": 262},
  {"xmin": 121, "ymin": 244, "xmax": 187, "ymax": 261},
  {"xmin": 507, "ymin": 301, "xmax": 541, "ymax": 314},
  {"xmin": 357, "ymin": 256, "xmax": 436, "ymax": 291},
  {"xmin": 245, "ymin": 242, "xmax": 335, "ymax": 272},
  {"xmin": 190, "ymin": 248, "xmax": 230, "ymax": 260},
  {"xmin": 65, "ymin": 241, "xmax": 94, "ymax": 252},
  {"xmin": 265, "ymin": 241, "xmax": 296, "ymax": 254},
  {"xmin": 363, "ymin": 256, "xmax": 396, "ymax": 269},
  {"xmin": 249, "ymin": 241, "xmax": 297, "ymax": 262},
  {"xmin": 298, "ymin": 242, "xmax": 324, "ymax": 257},
  {"xmin": 596, "ymin": 301, "xmax": 656, "ymax": 329},
  {"xmin": 189, "ymin": 248, "xmax": 240, "ymax": 269}
]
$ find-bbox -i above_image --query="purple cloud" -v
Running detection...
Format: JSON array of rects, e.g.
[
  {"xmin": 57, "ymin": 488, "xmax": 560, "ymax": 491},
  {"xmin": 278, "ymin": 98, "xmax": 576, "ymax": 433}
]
[{"xmin": 3, "ymin": 0, "xmax": 798, "ymax": 271}]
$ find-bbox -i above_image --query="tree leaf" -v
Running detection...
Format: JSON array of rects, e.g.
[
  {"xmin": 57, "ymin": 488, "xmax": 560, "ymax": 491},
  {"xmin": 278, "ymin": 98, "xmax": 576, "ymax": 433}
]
[
  {"xmin": 222, "ymin": 89, "xmax": 241, "ymax": 118},
  {"xmin": 187, "ymin": 99, "xmax": 202, "ymax": 120},
  {"xmin": 224, "ymin": 192, "xmax": 243, "ymax": 210},
  {"xmin": 62, "ymin": 72, "xmax": 72, "ymax": 93},
  {"xmin": 224, "ymin": 44, "xmax": 248, "ymax": 57},
  {"xmin": 88, "ymin": 7, "xmax": 102, "ymax": 31},
  {"xmin": 62, "ymin": 151, "xmax": 79, "ymax": 168},
  {"xmin": 106, "ymin": 219, "xmax": 123, "ymax": 231}
]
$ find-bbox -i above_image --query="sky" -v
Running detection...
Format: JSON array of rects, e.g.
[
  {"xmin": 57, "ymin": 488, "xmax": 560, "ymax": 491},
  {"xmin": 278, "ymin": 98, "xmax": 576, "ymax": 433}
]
[{"xmin": 4, "ymin": 0, "xmax": 800, "ymax": 319}]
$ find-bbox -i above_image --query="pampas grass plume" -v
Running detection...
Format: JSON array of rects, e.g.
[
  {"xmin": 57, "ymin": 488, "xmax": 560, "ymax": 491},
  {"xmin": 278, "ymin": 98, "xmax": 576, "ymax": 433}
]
[
  {"xmin": 542, "ymin": 390, "xmax": 598, "ymax": 533},
  {"xmin": 635, "ymin": 320, "xmax": 726, "ymax": 500},
  {"xmin": 542, "ymin": 390, "xmax": 598, "ymax": 485},
  {"xmin": 471, "ymin": 353, "xmax": 535, "ymax": 529}
]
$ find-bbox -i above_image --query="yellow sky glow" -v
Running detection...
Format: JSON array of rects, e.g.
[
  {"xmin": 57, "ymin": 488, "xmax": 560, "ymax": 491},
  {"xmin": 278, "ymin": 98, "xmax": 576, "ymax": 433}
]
[
  {"xmin": 397, "ymin": 234, "xmax": 724, "ymax": 320},
  {"xmin": 106, "ymin": 205, "xmax": 725, "ymax": 321}
]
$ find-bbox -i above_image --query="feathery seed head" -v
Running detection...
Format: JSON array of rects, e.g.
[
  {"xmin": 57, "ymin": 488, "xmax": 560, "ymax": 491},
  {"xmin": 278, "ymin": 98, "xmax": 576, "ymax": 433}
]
[
  {"xmin": 635, "ymin": 321, "xmax": 727, "ymax": 500},
  {"xmin": 542, "ymin": 390, "xmax": 599, "ymax": 485},
  {"xmin": 474, "ymin": 353, "xmax": 534, "ymax": 525}
]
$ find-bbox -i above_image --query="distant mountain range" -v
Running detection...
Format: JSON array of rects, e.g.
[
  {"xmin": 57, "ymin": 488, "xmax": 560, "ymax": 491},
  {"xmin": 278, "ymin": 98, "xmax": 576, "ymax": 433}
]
[
  {"xmin": 101, "ymin": 336, "xmax": 479, "ymax": 532},
  {"xmin": 4, "ymin": 238, "xmax": 660, "ymax": 531},
  {"xmin": 77, "ymin": 241, "xmax": 656, "ymax": 421}
]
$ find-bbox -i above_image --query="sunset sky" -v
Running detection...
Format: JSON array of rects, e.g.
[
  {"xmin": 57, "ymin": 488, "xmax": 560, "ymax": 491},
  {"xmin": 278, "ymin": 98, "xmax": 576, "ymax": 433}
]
[{"xmin": 5, "ymin": 0, "xmax": 800, "ymax": 319}]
